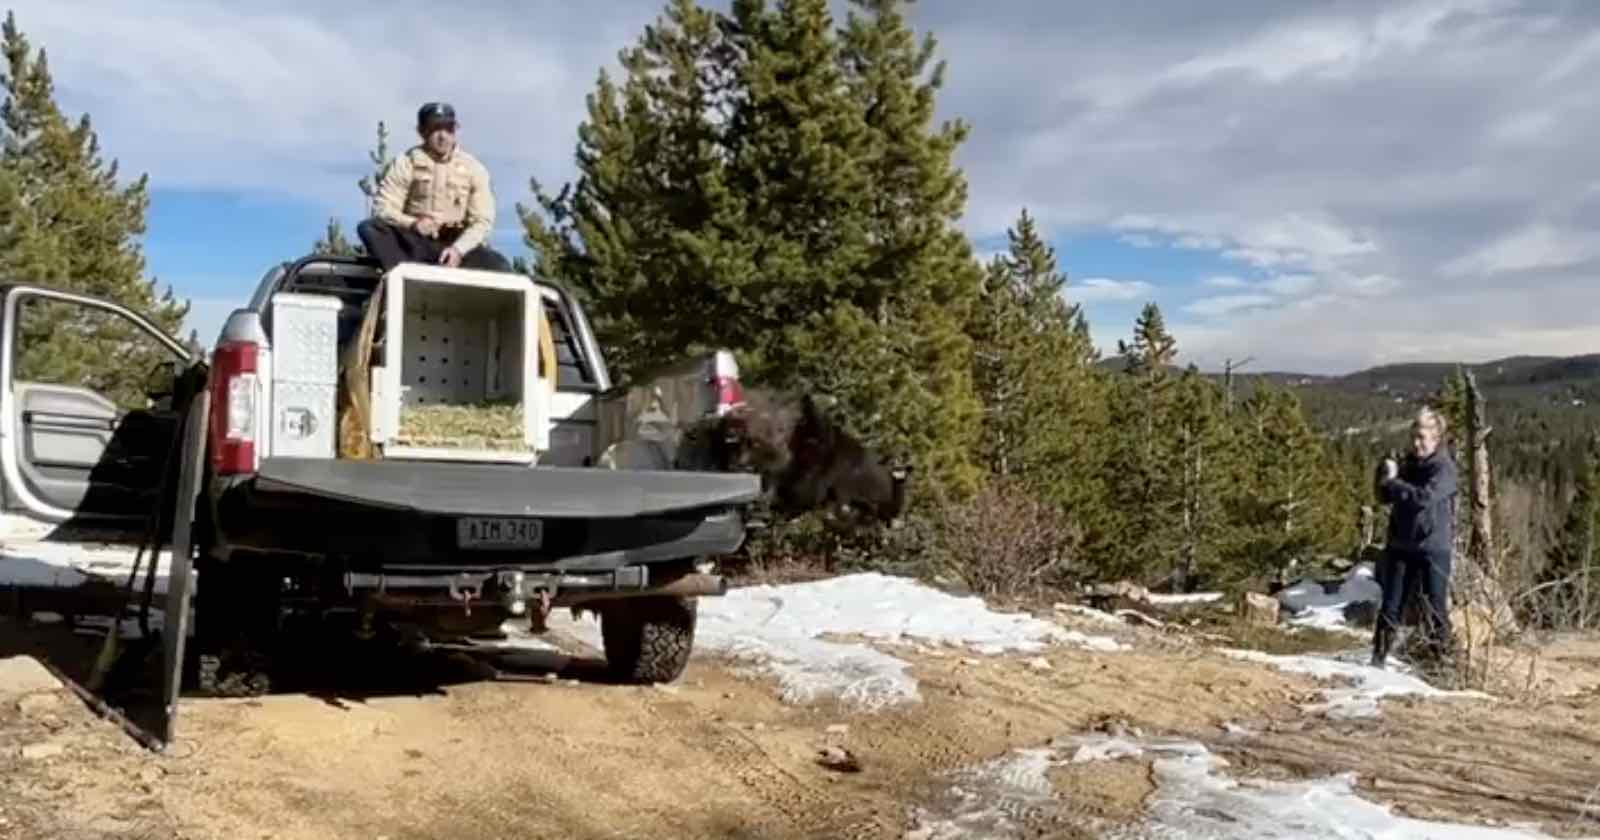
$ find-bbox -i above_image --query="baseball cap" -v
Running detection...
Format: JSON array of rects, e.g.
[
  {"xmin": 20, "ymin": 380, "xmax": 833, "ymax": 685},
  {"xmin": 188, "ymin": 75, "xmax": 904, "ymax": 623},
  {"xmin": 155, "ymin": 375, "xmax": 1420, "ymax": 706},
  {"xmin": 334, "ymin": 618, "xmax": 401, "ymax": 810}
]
[{"xmin": 417, "ymin": 101, "xmax": 457, "ymax": 129}]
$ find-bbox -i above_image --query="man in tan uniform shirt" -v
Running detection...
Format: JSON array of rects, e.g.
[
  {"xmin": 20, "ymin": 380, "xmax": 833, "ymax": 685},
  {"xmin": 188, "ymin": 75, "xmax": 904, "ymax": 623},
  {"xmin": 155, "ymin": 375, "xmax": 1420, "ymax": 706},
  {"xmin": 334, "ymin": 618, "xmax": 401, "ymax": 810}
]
[{"xmin": 357, "ymin": 102, "xmax": 512, "ymax": 273}]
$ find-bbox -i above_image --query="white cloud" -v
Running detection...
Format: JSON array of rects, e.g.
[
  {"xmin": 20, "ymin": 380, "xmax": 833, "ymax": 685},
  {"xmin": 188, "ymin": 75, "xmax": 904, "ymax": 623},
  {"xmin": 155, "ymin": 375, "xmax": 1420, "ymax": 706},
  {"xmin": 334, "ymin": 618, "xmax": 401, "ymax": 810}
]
[
  {"xmin": 1263, "ymin": 274, "xmax": 1317, "ymax": 296},
  {"xmin": 9, "ymin": 0, "xmax": 1600, "ymax": 371},
  {"xmin": 1184, "ymin": 293, "xmax": 1276, "ymax": 318},
  {"xmin": 1441, "ymin": 224, "xmax": 1600, "ymax": 277},
  {"xmin": 1068, "ymin": 277, "xmax": 1155, "ymax": 303},
  {"xmin": 7, "ymin": 0, "xmax": 658, "ymax": 215},
  {"xmin": 1118, "ymin": 233, "xmax": 1160, "ymax": 248},
  {"xmin": 928, "ymin": 0, "xmax": 1600, "ymax": 370},
  {"xmin": 1203, "ymin": 275, "xmax": 1247, "ymax": 289}
]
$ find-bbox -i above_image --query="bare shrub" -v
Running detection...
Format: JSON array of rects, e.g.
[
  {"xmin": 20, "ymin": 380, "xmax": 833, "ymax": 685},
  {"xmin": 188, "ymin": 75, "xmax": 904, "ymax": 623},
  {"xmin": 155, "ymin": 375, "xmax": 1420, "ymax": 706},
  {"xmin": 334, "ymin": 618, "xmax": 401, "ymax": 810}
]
[
  {"xmin": 725, "ymin": 512, "xmax": 840, "ymax": 585},
  {"xmin": 927, "ymin": 478, "xmax": 1082, "ymax": 602},
  {"xmin": 725, "ymin": 477, "xmax": 1080, "ymax": 604},
  {"xmin": 1417, "ymin": 552, "xmax": 1548, "ymax": 698}
]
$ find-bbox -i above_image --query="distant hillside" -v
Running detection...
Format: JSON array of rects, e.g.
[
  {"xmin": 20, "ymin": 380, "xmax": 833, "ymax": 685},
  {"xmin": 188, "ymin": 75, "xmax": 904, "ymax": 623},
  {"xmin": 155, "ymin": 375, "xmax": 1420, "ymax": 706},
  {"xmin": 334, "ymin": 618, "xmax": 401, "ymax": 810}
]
[
  {"xmin": 1097, "ymin": 352, "xmax": 1600, "ymax": 469},
  {"xmin": 1098, "ymin": 353, "xmax": 1600, "ymax": 391},
  {"xmin": 1244, "ymin": 353, "xmax": 1600, "ymax": 483}
]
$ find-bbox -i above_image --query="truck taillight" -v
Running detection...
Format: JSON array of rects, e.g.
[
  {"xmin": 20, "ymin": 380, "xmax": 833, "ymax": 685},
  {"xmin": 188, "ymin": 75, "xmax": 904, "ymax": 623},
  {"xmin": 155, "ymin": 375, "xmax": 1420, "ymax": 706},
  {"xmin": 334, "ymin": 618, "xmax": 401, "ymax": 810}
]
[
  {"xmin": 714, "ymin": 375, "xmax": 745, "ymax": 415},
  {"xmin": 209, "ymin": 340, "xmax": 260, "ymax": 475}
]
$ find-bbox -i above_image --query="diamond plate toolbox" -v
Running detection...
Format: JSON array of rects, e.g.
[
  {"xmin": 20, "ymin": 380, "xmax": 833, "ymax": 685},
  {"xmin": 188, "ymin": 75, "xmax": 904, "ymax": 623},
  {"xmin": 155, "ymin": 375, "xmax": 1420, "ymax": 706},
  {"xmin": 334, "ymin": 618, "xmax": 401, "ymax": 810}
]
[{"xmin": 268, "ymin": 292, "xmax": 341, "ymax": 458}]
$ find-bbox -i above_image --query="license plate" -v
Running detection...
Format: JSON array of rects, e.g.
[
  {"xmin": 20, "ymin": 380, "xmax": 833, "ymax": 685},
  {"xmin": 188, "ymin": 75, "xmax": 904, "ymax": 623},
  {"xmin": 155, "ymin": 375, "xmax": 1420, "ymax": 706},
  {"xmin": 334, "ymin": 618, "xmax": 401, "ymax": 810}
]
[{"xmin": 457, "ymin": 517, "xmax": 544, "ymax": 549}]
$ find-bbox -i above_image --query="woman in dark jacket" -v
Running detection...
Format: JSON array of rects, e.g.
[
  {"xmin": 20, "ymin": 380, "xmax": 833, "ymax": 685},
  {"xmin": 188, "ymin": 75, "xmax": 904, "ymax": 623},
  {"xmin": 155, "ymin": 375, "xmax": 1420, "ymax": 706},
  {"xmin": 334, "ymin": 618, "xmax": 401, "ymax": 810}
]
[{"xmin": 1371, "ymin": 406, "xmax": 1458, "ymax": 669}]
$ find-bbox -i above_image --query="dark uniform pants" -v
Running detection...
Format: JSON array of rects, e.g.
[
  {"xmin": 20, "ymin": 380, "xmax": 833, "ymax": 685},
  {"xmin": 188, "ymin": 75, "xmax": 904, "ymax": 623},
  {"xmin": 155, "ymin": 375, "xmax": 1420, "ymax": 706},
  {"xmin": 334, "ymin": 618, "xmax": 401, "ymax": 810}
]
[
  {"xmin": 1373, "ymin": 547, "xmax": 1454, "ymax": 664},
  {"xmin": 357, "ymin": 218, "xmax": 512, "ymax": 274}
]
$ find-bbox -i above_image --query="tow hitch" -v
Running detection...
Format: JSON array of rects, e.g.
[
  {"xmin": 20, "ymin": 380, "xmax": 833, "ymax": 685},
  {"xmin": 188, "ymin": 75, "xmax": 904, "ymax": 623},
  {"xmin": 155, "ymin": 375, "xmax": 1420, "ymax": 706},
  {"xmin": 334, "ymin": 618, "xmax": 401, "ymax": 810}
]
[{"xmin": 344, "ymin": 568, "xmax": 727, "ymax": 629}]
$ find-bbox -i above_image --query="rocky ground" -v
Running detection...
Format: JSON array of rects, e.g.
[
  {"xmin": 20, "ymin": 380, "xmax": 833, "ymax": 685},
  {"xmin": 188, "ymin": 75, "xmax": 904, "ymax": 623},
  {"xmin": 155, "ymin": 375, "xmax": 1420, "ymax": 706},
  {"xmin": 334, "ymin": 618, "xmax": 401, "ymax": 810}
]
[{"xmin": 2, "ymin": 574, "xmax": 1599, "ymax": 840}]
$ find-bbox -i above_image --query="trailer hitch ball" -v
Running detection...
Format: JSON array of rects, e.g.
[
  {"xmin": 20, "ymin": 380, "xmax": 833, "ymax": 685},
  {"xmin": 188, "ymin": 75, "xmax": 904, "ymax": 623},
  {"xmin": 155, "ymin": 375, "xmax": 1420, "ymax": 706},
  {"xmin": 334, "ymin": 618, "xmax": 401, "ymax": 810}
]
[{"xmin": 494, "ymin": 570, "xmax": 532, "ymax": 617}]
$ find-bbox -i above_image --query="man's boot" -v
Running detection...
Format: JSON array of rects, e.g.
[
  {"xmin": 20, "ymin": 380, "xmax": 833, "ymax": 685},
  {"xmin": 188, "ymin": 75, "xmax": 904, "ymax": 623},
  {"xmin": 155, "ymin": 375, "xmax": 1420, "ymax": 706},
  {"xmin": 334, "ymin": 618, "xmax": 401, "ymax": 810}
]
[{"xmin": 1369, "ymin": 624, "xmax": 1393, "ymax": 669}]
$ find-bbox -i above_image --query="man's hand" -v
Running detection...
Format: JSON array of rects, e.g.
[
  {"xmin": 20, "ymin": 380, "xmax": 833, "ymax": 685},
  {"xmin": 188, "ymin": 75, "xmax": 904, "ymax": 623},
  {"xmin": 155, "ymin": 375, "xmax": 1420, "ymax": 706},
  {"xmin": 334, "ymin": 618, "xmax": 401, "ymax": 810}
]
[
  {"xmin": 414, "ymin": 216, "xmax": 440, "ymax": 238},
  {"xmin": 1380, "ymin": 457, "xmax": 1398, "ymax": 482},
  {"xmin": 439, "ymin": 247, "xmax": 462, "ymax": 268}
]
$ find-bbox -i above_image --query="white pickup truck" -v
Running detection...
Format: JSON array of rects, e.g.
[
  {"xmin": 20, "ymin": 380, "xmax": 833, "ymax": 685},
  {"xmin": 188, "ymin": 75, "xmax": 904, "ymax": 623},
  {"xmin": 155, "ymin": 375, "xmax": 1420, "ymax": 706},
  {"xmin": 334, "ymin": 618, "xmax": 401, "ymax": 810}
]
[{"xmin": 0, "ymin": 253, "xmax": 763, "ymax": 698}]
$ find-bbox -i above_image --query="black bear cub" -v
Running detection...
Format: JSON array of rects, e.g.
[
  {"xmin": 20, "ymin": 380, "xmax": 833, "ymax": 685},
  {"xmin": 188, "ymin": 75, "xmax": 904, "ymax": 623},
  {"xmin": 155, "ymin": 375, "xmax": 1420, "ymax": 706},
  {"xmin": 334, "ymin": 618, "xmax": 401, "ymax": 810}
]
[{"xmin": 681, "ymin": 391, "xmax": 910, "ymax": 526}]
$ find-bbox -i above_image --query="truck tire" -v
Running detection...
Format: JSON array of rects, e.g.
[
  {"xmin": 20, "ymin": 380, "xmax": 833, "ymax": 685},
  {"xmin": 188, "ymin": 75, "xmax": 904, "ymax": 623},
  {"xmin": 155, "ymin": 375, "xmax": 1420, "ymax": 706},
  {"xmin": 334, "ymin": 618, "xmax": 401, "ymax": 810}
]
[
  {"xmin": 600, "ymin": 596, "xmax": 697, "ymax": 683},
  {"xmin": 197, "ymin": 648, "xmax": 273, "ymax": 698},
  {"xmin": 191, "ymin": 560, "xmax": 278, "ymax": 698}
]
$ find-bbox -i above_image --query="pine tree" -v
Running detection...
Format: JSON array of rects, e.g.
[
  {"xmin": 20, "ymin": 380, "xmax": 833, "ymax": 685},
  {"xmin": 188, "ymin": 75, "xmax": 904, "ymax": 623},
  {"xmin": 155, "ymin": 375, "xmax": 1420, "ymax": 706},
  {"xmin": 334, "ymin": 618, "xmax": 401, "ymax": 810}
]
[
  {"xmin": 0, "ymin": 13, "xmax": 188, "ymax": 409},
  {"xmin": 968, "ymin": 208, "xmax": 1108, "ymax": 528},
  {"xmin": 818, "ymin": 0, "xmax": 985, "ymax": 495},
  {"xmin": 1546, "ymin": 432, "xmax": 1600, "ymax": 628},
  {"xmin": 1119, "ymin": 303, "xmax": 1178, "ymax": 379},
  {"xmin": 1171, "ymin": 366, "xmax": 1231, "ymax": 589},
  {"xmin": 311, "ymin": 217, "xmax": 358, "ymax": 256},
  {"xmin": 523, "ymin": 0, "xmax": 739, "ymax": 377},
  {"xmin": 1224, "ymin": 383, "xmax": 1351, "ymax": 584},
  {"xmin": 524, "ymin": 0, "xmax": 987, "ymax": 497},
  {"xmin": 357, "ymin": 120, "xmax": 393, "ymax": 215},
  {"xmin": 316, "ymin": 121, "xmax": 392, "ymax": 257},
  {"xmin": 1099, "ymin": 304, "xmax": 1183, "ymax": 581}
]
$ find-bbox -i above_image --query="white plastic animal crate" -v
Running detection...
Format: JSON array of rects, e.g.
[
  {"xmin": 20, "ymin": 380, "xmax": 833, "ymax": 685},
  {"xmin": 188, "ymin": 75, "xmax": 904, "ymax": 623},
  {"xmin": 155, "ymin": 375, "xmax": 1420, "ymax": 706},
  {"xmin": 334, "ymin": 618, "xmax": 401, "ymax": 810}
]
[
  {"xmin": 370, "ymin": 262, "xmax": 549, "ymax": 463},
  {"xmin": 268, "ymin": 292, "xmax": 341, "ymax": 458}
]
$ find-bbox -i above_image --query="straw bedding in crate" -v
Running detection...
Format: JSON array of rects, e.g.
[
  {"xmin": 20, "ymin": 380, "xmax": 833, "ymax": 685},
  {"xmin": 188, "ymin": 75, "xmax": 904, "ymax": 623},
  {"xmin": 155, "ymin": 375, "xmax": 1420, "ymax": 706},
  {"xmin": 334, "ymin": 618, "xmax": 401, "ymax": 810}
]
[{"xmin": 394, "ymin": 400, "xmax": 530, "ymax": 452}]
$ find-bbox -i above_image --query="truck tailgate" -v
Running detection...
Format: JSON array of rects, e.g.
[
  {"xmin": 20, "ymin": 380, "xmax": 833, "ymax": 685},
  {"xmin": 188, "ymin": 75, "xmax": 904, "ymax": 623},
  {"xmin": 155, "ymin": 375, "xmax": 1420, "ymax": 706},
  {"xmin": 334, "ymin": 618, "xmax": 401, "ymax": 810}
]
[{"xmin": 252, "ymin": 458, "xmax": 761, "ymax": 518}]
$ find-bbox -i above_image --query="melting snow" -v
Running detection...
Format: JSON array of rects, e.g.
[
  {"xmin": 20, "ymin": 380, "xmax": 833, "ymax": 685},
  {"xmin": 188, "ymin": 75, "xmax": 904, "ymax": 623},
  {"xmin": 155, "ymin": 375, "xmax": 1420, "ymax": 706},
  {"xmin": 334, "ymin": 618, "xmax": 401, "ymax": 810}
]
[
  {"xmin": 910, "ymin": 734, "xmax": 1582, "ymax": 840},
  {"xmin": 1145, "ymin": 592, "xmax": 1225, "ymax": 606},
  {"xmin": 1221, "ymin": 648, "xmax": 1490, "ymax": 719},
  {"xmin": 690, "ymin": 573, "xmax": 1126, "ymax": 708},
  {"xmin": 1053, "ymin": 603, "xmax": 1128, "ymax": 626},
  {"xmin": 1277, "ymin": 563, "xmax": 1382, "ymax": 635},
  {"xmin": 556, "ymin": 572, "xmax": 1127, "ymax": 709}
]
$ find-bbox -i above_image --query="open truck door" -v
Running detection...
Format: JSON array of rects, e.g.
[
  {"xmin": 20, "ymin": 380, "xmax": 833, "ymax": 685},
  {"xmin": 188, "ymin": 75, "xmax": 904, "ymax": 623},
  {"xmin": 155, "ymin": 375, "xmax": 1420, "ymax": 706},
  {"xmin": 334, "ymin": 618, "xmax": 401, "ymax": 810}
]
[
  {"xmin": 0, "ymin": 285, "xmax": 196, "ymax": 530},
  {"xmin": 0, "ymin": 283, "xmax": 205, "ymax": 748}
]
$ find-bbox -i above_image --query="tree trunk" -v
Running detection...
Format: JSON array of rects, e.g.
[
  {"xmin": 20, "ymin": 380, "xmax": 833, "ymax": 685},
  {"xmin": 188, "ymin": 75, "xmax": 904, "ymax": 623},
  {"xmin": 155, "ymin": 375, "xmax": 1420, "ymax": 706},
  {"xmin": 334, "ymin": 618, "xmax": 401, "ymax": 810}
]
[
  {"xmin": 1582, "ymin": 515, "xmax": 1593, "ymax": 630},
  {"xmin": 1465, "ymin": 370, "xmax": 1495, "ymax": 574},
  {"xmin": 1459, "ymin": 370, "xmax": 1519, "ymax": 637}
]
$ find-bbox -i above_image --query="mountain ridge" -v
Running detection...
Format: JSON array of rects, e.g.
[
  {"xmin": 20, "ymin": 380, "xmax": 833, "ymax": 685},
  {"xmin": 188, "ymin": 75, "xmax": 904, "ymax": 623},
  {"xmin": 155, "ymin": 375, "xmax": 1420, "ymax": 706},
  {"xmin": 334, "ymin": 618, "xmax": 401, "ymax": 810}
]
[{"xmin": 1097, "ymin": 352, "xmax": 1600, "ymax": 392}]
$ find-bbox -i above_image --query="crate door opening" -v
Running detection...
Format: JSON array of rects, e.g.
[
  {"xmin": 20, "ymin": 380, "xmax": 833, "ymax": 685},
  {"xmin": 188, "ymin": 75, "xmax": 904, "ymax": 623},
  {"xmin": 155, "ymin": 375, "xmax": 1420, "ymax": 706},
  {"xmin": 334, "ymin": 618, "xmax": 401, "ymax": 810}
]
[{"xmin": 381, "ymin": 275, "xmax": 545, "ymax": 461}]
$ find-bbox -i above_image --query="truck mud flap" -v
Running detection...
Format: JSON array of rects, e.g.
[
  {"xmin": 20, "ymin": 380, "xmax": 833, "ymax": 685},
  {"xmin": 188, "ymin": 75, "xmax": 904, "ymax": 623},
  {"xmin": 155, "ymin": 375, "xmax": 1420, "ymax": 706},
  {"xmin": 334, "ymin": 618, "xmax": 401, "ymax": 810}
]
[{"xmin": 158, "ymin": 386, "xmax": 209, "ymax": 747}]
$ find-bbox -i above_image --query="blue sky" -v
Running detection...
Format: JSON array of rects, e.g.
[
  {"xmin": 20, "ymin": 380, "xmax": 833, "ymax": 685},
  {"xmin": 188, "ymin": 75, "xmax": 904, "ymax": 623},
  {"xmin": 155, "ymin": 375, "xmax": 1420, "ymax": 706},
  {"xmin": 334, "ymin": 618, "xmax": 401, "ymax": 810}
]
[{"xmin": 17, "ymin": 0, "xmax": 1600, "ymax": 374}]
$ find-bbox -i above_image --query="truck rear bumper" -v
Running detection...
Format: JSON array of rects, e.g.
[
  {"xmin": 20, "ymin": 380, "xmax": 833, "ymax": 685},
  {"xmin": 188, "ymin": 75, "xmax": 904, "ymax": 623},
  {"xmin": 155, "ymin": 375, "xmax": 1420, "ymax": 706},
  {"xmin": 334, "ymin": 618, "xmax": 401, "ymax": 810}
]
[{"xmin": 208, "ymin": 458, "xmax": 758, "ymax": 571}]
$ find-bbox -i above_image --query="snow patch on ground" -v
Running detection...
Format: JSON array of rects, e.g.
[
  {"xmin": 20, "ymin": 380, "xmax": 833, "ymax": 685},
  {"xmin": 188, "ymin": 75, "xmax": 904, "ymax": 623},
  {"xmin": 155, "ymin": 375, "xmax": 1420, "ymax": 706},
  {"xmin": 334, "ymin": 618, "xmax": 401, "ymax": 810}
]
[
  {"xmin": 910, "ymin": 734, "xmax": 1578, "ymax": 840},
  {"xmin": 1277, "ymin": 563, "xmax": 1381, "ymax": 635},
  {"xmin": 1286, "ymin": 604, "xmax": 1371, "ymax": 636},
  {"xmin": 904, "ymin": 747, "xmax": 1062, "ymax": 839},
  {"xmin": 693, "ymin": 573, "xmax": 1126, "ymax": 708},
  {"xmin": 558, "ymin": 573, "xmax": 1127, "ymax": 709},
  {"xmin": 1054, "ymin": 603, "xmax": 1130, "ymax": 626},
  {"xmin": 1145, "ymin": 592, "xmax": 1224, "ymax": 606},
  {"xmin": 1221, "ymin": 648, "xmax": 1490, "ymax": 719}
]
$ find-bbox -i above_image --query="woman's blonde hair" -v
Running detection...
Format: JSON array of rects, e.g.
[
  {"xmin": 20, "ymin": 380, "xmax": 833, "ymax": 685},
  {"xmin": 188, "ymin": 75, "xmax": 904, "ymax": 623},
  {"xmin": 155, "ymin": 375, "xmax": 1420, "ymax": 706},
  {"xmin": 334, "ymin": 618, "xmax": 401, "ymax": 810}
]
[{"xmin": 1413, "ymin": 406, "xmax": 1447, "ymax": 438}]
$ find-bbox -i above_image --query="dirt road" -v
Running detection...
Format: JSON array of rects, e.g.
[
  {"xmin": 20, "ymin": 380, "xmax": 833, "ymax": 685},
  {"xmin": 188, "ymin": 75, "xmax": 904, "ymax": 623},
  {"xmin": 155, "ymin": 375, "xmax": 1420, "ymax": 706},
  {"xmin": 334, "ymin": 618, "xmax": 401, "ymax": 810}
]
[{"xmin": 3, "ymin": 587, "xmax": 1599, "ymax": 839}]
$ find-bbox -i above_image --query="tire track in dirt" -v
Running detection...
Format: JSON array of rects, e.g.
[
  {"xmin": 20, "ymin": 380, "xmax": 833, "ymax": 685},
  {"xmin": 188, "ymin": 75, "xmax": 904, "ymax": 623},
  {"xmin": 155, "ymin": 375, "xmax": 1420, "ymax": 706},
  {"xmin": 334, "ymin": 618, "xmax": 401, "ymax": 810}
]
[
  {"xmin": 8, "ymin": 611, "xmax": 1599, "ymax": 839},
  {"xmin": 1209, "ymin": 689, "xmax": 1600, "ymax": 834}
]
